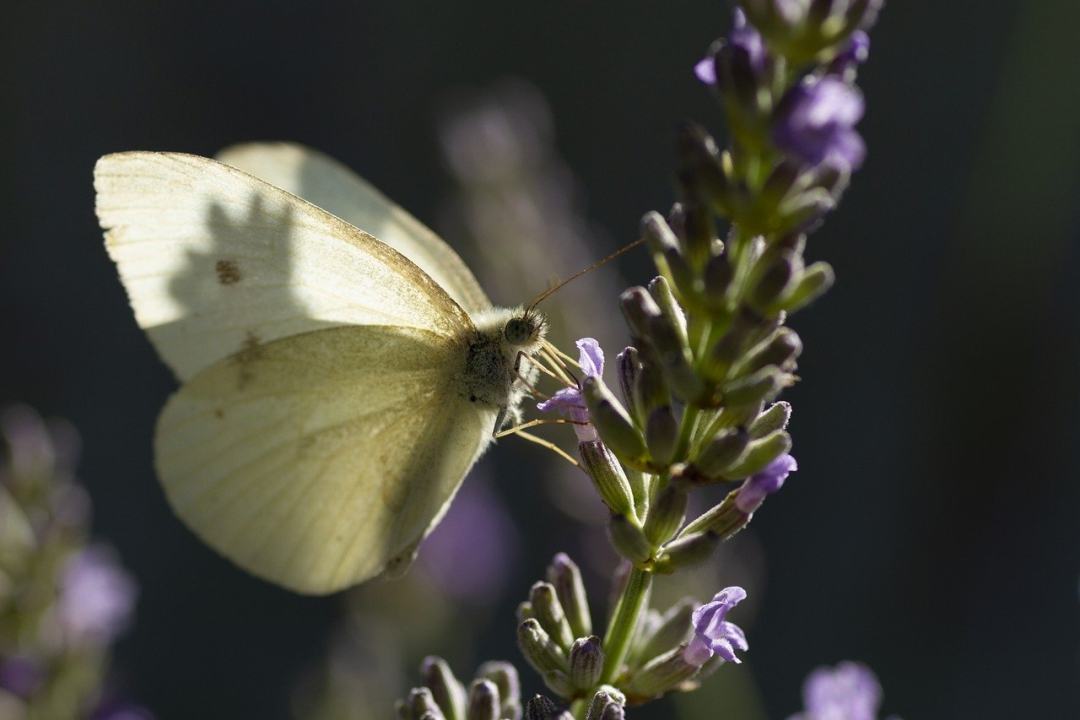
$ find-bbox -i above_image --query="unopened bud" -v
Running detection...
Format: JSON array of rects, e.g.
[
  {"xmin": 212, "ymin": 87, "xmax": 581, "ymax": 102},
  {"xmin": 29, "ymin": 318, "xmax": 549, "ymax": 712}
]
[
  {"xmin": 643, "ymin": 483, "xmax": 688, "ymax": 546},
  {"xmin": 518, "ymin": 619, "xmax": 567, "ymax": 676},
  {"xmin": 648, "ymin": 275, "xmax": 689, "ymax": 345},
  {"xmin": 623, "ymin": 646, "xmax": 701, "ymax": 700},
  {"xmin": 680, "ymin": 492, "xmax": 745, "ymax": 538},
  {"xmin": 719, "ymin": 430, "xmax": 792, "ymax": 480},
  {"xmin": 579, "ymin": 441, "xmax": 635, "ymax": 517},
  {"xmin": 749, "ymin": 401, "xmax": 791, "ymax": 438},
  {"xmin": 608, "ymin": 514, "xmax": 653, "ymax": 563},
  {"xmin": 778, "ymin": 188, "xmax": 835, "ymax": 235},
  {"xmin": 644, "ymin": 406, "xmax": 679, "ymax": 467},
  {"xmin": 693, "ymin": 427, "xmax": 750, "ymax": 479},
  {"xmin": 735, "ymin": 328, "xmax": 803, "ymax": 377},
  {"xmin": 585, "ymin": 687, "xmax": 627, "ymax": 720},
  {"xmin": 676, "ymin": 122, "xmax": 730, "ymax": 212},
  {"xmin": 615, "ymin": 348, "xmax": 640, "ymax": 418},
  {"xmin": 476, "ymin": 662, "xmax": 521, "ymax": 719},
  {"xmin": 547, "ymin": 553, "xmax": 592, "ymax": 639},
  {"xmin": 542, "ymin": 669, "xmax": 574, "ymax": 699},
  {"xmin": 654, "ymin": 531, "xmax": 721, "ymax": 573},
  {"xmin": 420, "ymin": 656, "xmax": 465, "ymax": 720},
  {"xmin": 619, "ymin": 287, "xmax": 662, "ymax": 339},
  {"xmin": 582, "ymin": 379, "xmax": 648, "ymax": 468},
  {"xmin": 645, "ymin": 314, "xmax": 705, "ymax": 402},
  {"xmin": 749, "ymin": 252, "xmax": 797, "ymax": 312},
  {"xmin": 517, "ymin": 601, "xmax": 535, "ymax": 623},
  {"xmin": 635, "ymin": 598, "xmax": 695, "ymax": 666},
  {"xmin": 467, "ymin": 680, "xmax": 500, "ymax": 720},
  {"xmin": 525, "ymin": 695, "xmax": 568, "ymax": 720},
  {"xmin": 777, "ymin": 261, "xmax": 834, "ymax": 313},
  {"xmin": 530, "ymin": 582, "xmax": 575, "ymax": 651},
  {"xmin": 631, "ymin": 357, "xmax": 670, "ymax": 424},
  {"xmin": 408, "ymin": 688, "xmax": 446, "ymax": 720},
  {"xmin": 703, "ymin": 252, "xmax": 733, "ymax": 309},
  {"xmin": 722, "ymin": 366, "xmax": 784, "ymax": 408},
  {"xmin": 568, "ymin": 636, "xmax": 605, "ymax": 690}
]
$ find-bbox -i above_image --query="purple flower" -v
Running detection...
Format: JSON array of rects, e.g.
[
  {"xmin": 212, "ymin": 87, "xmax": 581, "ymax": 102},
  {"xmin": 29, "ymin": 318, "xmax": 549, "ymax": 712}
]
[
  {"xmin": 735, "ymin": 453, "xmax": 797, "ymax": 513},
  {"xmin": 57, "ymin": 545, "xmax": 137, "ymax": 645},
  {"xmin": 829, "ymin": 31, "xmax": 871, "ymax": 78},
  {"xmin": 0, "ymin": 655, "xmax": 44, "ymax": 699},
  {"xmin": 773, "ymin": 76, "xmax": 866, "ymax": 171},
  {"xmin": 683, "ymin": 586, "xmax": 749, "ymax": 666},
  {"xmin": 695, "ymin": 8, "xmax": 767, "ymax": 87},
  {"xmin": 537, "ymin": 338, "xmax": 604, "ymax": 442},
  {"xmin": 790, "ymin": 661, "xmax": 883, "ymax": 720}
]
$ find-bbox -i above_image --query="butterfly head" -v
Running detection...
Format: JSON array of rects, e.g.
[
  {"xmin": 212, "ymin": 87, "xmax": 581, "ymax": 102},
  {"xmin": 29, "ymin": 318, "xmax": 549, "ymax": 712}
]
[{"xmin": 502, "ymin": 309, "xmax": 547, "ymax": 349}]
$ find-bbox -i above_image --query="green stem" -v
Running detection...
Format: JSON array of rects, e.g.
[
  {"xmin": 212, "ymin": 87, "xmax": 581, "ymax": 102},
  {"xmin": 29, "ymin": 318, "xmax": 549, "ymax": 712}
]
[{"xmin": 600, "ymin": 567, "xmax": 653, "ymax": 684}]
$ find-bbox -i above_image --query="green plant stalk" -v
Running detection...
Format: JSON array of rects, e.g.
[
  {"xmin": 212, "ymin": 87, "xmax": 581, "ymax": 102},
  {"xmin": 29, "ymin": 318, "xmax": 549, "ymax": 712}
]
[{"xmin": 600, "ymin": 566, "xmax": 653, "ymax": 685}]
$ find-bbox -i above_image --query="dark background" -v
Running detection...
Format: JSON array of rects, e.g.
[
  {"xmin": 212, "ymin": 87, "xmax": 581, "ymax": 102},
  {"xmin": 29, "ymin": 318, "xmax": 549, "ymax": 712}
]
[{"xmin": 3, "ymin": 1, "xmax": 1079, "ymax": 718}]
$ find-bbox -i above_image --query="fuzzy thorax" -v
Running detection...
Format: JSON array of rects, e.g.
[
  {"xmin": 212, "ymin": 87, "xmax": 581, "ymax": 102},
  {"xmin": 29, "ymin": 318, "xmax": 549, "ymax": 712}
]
[{"xmin": 458, "ymin": 307, "xmax": 547, "ymax": 425}]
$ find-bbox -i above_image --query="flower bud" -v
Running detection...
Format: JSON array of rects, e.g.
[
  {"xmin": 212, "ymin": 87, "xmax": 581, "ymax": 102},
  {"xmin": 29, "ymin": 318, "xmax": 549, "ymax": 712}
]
[
  {"xmin": 518, "ymin": 619, "xmax": 567, "ymax": 676},
  {"xmin": 777, "ymin": 261, "xmax": 835, "ymax": 313},
  {"xmin": 722, "ymin": 366, "xmax": 784, "ymax": 408},
  {"xmin": 734, "ymin": 328, "xmax": 803, "ymax": 377},
  {"xmin": 547, "ymin": 553, "xmax": 592, "ymax": 639},
  {"xmin": 623, "ymin": 646, "xmax": 701, "ymax": 700},
  {"xmin": 407, "ymin": 688, "xmax": 447, "ymax": 720},
  {"xmin": 676, "ymin": 122, "xmax": 731, "ymax": 212},
  {"xmin": 693, "ymin": 427, "xmax": 750, "ymax": 479},
  {"xmin": 702, "ymin": 252, "xmax": 733, "ymax": 309},
  {"xmin": 568, "ymin": 636, "xmax": 605, "ymax": 690},
  {"xmin": 585, "ymin": 687, "xmax": 627, "ymax": 720},
  {"xmin": 719, "ymin": 430, "xmax": 792, "ymax": 480},
  {"xmin": 579, "ymin": 441, "xmax": 636, "ymax": 517},
  {"xmin": 619, "ymin": 287, "xmax": 662, "ymax": 339},
  {"xmin": 614, "ymin": 348, "xmax": 640, "ymax": 416},
  {"xmin": 530, "ymin": 582, "xmax": 575, "ymax": 650},
  {"xmin": 749, "ymin": 251, "xmax": 797, "ymax": 312},
  {"xmin": 582, "ymin": 379, "xmax": 648, "ymax": 468},
  {"xmin": 635, "ymin": 598, "xmax": 695, "ymax": 666},
  {"xmin": 703, "ymin": 308, "xmax": 760, "ymax": 381},
  {"xmin": 654, "ymin": 532, "xmax": 721, "ymax": 574},
  {"xmin": 517, "ymin": 601, "xmax": 535, "ymax": 623},
  {"xmin": 631, "ymin": 358, "xmax": 670, "ymax": 425},
  {"xmin": 420, "ymin": 656, "xmax": 466, "ymax": 720},
  {"xmin": 467, "ymin": 680, "xmax": 501, "ymax": 720},
  {"xmin": 608, "ymin": 514, "xmax": 653, "ymax": 564},
  {"xmin": 476, "ymin": 661, "xmax": 521, "ymax": 719},
  {"xmin": 679, "ymin": 492, "xmax": 744, "ymax": 539},
  {"xmin": 643, "ymin": 483, "xmax": 688, "ymax": 546},
  {"xmin": 779, "ymin": 188, "xmax": 835, "ymax": 234},
  {"xmin": 749, "ymin": 401, "xmax": 791, "ymax": 438},
  {"xmin": 645, "ymin": 315, "xmax": 705, "ymax": 402},
  {"xmin": 525, "ymin": 695, "xmax": 572, "ymax": 720},
  {"xmin": 759, "ymin": 160, "xmax": 803, "ymax": 216},
  {"xmin": 599, "ymin": 704, "xmax": 625, "ymax": 720},
  {"xmin": 542, "ymin": 670, "xmax": 574, "ymax": 698},
  {"xmin": 648, "ymin": 276, "xmax": 689, "ymax": 345},
  {"xmin": 644, "ymin": 406, "xmax": 679, "ymax": 467}
]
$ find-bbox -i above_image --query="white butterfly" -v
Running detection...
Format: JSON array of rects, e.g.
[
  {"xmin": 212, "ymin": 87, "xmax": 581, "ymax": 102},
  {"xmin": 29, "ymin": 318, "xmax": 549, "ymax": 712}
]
[{"xmin": 94, "ymin": 143, "xmax": 548, "ymax": 595}]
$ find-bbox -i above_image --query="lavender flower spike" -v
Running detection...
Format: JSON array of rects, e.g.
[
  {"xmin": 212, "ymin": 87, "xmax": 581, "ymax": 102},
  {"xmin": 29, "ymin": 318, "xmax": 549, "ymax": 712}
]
[
  {"xmin": 736, "ymin": 453, "xmax": 797, "ymax": 514},
  {"xmin": 790, "ymin": 661, "xmax": 883, "ymax": 720},
  {"xmin": 537, "ymin": 338, "xmax": 604, "ymax": 442},
  {"xmin": 773, "ymin": 76, "xmax": 866, "ymax": 172},
  {"xmin": 683, "ymin": 586, "xmax": 749, "ymax": 666}
]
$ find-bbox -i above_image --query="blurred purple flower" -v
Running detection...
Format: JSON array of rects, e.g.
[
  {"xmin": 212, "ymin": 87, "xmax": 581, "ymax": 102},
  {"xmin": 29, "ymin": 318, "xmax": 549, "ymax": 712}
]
[
  {"xmin": 773, "ymin": 76, "xmax": 866, "ymax": 171},
  {"xmin": 58, "ymin": 545, "xmax": 137, "ymax": 645},
  {"xmin": 829, "ymin": 31, "xmax": 871, "ymax": 78},
  {"xmin": 790, "ymin": 661, "xmax": 883, "ymax": 720},
  {"xmin": 537, "ymin": 338, "xmax": 604, "ymax": 442},
  {"xmin": 694, "ymin": 8, "xmax": 767, "ymax": 86},
  {"xmin": 736, "ymin": 453, "xmax": 797, "ymax": 513},
  {"xmin": 91, "ymin": 700, "xmax": 156, "ymax": 720},
  {"xmin": 0, "ymin": 655, "xmax": 44, "ymax": 699},
  {"xmin": 683, "ymin": 586, "xmax": 748, "ymax": 666},
  {"xmin": 420, "ymin": 477, "xmax": 518, "ymax": 604}
]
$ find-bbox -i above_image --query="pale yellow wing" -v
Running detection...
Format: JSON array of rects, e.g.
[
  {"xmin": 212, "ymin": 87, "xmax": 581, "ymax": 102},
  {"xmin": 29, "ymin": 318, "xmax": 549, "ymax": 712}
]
[
  {"xmin": 156, "ymin": 324, "xmax": 495, "ymax": 595},
  {"xmin": 215, "ymin": 142, "xmax": 492, "ymax": 315},
  {"xmin": 95, "ymin": 151, "xmax": 471, "ymax": 381}
]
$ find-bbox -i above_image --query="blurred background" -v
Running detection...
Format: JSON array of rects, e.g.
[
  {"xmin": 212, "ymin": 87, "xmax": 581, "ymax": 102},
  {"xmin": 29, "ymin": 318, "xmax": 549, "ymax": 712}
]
[{"xmin": 2, "ymin": 1, "xmax": 1078, "ymax": 718}]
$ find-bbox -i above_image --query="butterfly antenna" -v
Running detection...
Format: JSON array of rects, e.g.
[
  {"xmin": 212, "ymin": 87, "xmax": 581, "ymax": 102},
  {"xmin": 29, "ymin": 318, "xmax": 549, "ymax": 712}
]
[{"xmin": 526, "ymin": 237, "xmax": 645, "ymax": 312}]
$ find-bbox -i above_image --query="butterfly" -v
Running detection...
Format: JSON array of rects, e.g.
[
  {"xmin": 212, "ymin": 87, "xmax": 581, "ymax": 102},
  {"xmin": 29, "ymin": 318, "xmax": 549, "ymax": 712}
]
[{"xmin": 94, "ymin": 143, "xmax": 552, "ymax": 594}]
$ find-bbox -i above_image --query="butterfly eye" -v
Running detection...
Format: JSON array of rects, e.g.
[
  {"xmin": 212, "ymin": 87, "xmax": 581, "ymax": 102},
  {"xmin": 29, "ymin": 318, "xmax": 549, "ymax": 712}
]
[{"xmin": 503, "ymin": 317, "xmax": 534, "ymax": 346}]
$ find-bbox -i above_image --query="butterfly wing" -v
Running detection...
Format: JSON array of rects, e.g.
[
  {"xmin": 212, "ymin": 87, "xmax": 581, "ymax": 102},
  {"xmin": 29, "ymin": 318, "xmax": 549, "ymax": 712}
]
[
  {"xmin": 95, "ymin": 151, "xmax": 470, "ymax": 381},
  {"xmin": 155, "ymin": 324, "xmax": 495, "ymax": 594},
  {"xmin": 216, "ymin": 142, "xmax": 492, "ymax": 315}
]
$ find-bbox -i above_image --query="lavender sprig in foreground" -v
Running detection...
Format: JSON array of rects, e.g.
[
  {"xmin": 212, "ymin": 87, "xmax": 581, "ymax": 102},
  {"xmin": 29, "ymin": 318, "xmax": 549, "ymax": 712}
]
[{"xmin": 397, "ymin": 2, "xmax": 881, "ymax": 716}]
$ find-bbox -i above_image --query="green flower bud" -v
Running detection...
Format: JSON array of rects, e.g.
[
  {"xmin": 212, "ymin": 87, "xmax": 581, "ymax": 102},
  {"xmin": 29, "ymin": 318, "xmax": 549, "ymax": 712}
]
[
  {"xmin": 733, "ymin": 328, "xmax": 803, "ymax": 377},
  {"xmin": 631, "ymin": 355, "xmax": 670, "ymax": 424},
  {"xmin": 644, "ymin": 405, "xmax": 679, "ymax": 467},
  {"xmin": 777, "ymin": 188, "xmax": 835, "ymax": 234},
  {"xmin": 693, "ymin": 428, "xmax": 750, "ymax": 479},
  {"xmin": 517, "ymin": 601, "xmax": 536, "ymax": 623},
  {"xmin": 420, "ymin": 656, "xmax": 466, "ymax": 720},
  {"xmin": 518, "ymin": 619, "xmax": 567, "ymax": 676},
  {"xmin": 619, "ymin": 287, "xmax": 662, "ymax": 339},
  {"xmin": 777, "ymin": 261, "xmax": 835, "ymax": 313},
  {"xmin": 645, "ymin": 315, "xmax": 705, "ymax": 403},
  {"xmin": 643, "ymin": 483, "xmax": 688, "ymax": 546},
  {"xmin": 408, "ymin": 688, "xmax": 447, "ymax": 720},
  {"xmin": 641, "ymin": 211, "xmax": 680, "ymax": 257},
  {"xmin": 749, "ymin": 251, "xmax": 798, "ymax": 312},
  {"xmin": 676, "ymin": 122, "xmax": 731, "ymax": 214},
  {"xmin": 581, "ymin": 379, "xmax": 648, "ymax": 468},
  {"xmin": 615, "ymin": 347, "xmax": 640, "ymax": 420},
  {"xmin": 623, "ymin": 646, "xmax": 701, "ymax": 700},
  {"xmin": 568, "ymin": 636, "xmax": 605, "ymax": 691},
  {"xmin": 579, "ymin": 441, "xmax": 636, "ymax": 518},
  {"xmin": 722, "ymin": 366, "xmax": 784, "ymax": 408},
  {"xmin": 719, "ymin": 430, "xmax": 792, "ymax": 481},
  {"xmin": 585, "ymin": 687, "xmax": 627, "ymax": 720},
  {"xmin": 467, "ymin": 680, "xmax": 500, "ymax": 720},
  {"xmin": 547, "ymin": 553, "xmax": 593, "ymax": 639},
  {"xmin": 542, "ymin": 669, "xmax": 574, "ymax": 699},
  {"xmin": 525, "ymin": 695, "xmax": 571, "ymax": 720},
  {"xmin": 749, "ymin": 401, "xmax": 792, "ymax": 439},
  {"xmin": 634, "ymin": 598, "xmax": 695, "ymax": 666},
  {"xmin": 679, "ymin": 492, "xmax": 745, "ymax": 539},
  {"xmin": 475, "ymin": 662, "xmax": 521, "ymax": 719},
  {"xmin": 702, "ymin": 308, "xmax": 760, "ymax": 381},
  {"xmin": 530, "ymin": 581, "xmax": 575, "ymax": 651},
  {"xmin": 702, "ymin": 252, "xmax": 733, "ymax": 309},
  {"xmin": 654, "ymin": 531, "xmax": 721, "ymax": 574},
  {"xmin": 608, "ymin": 514, "xmax": 653, "ymax": 563},
  {"xmin": 648, "ymin": 275, "xmax": 689, "ymax": 346}
]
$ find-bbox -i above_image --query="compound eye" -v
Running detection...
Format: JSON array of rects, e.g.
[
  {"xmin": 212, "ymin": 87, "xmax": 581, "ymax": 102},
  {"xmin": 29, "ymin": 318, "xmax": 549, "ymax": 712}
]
[{"xmin": 504, "ymin": 318, "xmax": 532, "ymax": 345}]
